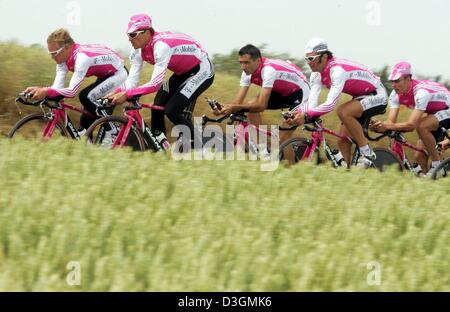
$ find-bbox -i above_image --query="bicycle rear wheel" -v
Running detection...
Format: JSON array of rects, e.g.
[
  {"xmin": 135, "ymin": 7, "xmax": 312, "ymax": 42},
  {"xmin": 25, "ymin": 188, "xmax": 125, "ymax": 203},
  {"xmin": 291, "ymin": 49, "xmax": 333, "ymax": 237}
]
[
  {"xmin": 278, "ymin": 137, "xmax": 311, "ymax": 165},
  {"xmin": 85, "ymin": 115, "xmax": 146, "ymax": 151},
  {"xmin": 8, "ymin": 112, "xmax": 68, "ymax": 139},
  {"xmin": 432, "ymin": 158, "xmax": 450, "ymax": 180},
  {"xmin": 373, "ymin": 147, "xmax": 404, "ymax": 172}
]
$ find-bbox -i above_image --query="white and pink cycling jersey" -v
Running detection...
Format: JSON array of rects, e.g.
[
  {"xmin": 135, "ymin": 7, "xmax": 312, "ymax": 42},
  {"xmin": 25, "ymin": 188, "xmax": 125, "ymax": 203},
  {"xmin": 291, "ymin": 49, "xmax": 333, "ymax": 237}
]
[
  {"xmin": 47, "ymin": 43, "xmax": 124, "ymax": 98},
  {"xmin": 122, "ymin": 31, "xmax": 210, "ymax": 98},
  {"xmin": 307, "ymin": 57, "xmax": 383, "ymax": 117},
  {"xmin": 240, "ymin": 57, "xmax": 310, "ymax": 101},
  {"xmin": 389, "ymin": 79, "xmax": 450, "ymax": 114}
]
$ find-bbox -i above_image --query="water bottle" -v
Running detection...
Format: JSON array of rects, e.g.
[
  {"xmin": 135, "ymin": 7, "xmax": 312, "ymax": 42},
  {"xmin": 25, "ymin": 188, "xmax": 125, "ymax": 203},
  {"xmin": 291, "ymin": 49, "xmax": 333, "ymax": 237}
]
[
  {"xmin": 332, "ymin": 149, "xmax": 347, "ymax": 167},
  {"xmin": 154, "ymin": 130, "xmax": 170, "ymax": 151}
]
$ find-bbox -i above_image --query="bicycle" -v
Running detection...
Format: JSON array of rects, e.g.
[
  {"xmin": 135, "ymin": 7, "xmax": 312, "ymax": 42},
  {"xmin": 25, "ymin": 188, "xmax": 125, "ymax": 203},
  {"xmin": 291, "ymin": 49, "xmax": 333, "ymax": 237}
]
[
  {"xmin": 85, "ymin": 97, "xmax": 196, "ymax": 151},
  {"xmin": 364, "ymin": 125, "xmax": 450, "ymax": 176},
  {"xmin": 8, "ymin": 92, "xmax": 98, "ymax": 140},
  {"xmin": 277, "ymin": 117, "xmax": 401, "ymax": 171},
  {"xmin": 201, "ymin": 98, "xmax": 296, "ymax": 158}
]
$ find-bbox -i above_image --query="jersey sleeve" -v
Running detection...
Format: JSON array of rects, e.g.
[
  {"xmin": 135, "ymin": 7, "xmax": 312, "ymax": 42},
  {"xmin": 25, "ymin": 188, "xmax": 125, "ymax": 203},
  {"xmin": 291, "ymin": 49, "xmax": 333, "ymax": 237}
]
[
  {"xmin": 261, "ymin": 66, "xmax": 276, "ymax": 88},
  {"xmin": 307, "ymin": 66, "xmax": 347, "ymax": 117},
  {"xmin": 240, "ymin": 71, "xmax": 251, "ymax": 87},
  {"xmin": 50, "ymin": 63, "xmax": 68, "ymax": 90},
  {"xmin": 47, "ymin": 53, "xmax": 90, "ymax": 98},
  {"xmin": 307, "ymin": 72, "xmax": 322, "ymax": 109},
  {"xmin": 118, "ymin": 48, "xmax": 143, "ymax": 92},
  {"xmin": 414, "ymin": 89, "xmax": 432, "ymax": 111},
  {"xmin": 126, "ymin": 41, "xmax": 171, "ymax": 98},
  {"xmin": 388, "ymin": 90, "xmax": 400, "ymax": 109}
]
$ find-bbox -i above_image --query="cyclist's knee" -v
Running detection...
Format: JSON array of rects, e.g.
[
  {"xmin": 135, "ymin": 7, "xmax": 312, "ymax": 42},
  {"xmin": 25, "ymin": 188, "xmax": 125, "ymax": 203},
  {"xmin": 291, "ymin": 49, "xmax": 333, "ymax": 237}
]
[{"xmin": 336, "ymin": 105, "xmax": 347, "ymax": 119}]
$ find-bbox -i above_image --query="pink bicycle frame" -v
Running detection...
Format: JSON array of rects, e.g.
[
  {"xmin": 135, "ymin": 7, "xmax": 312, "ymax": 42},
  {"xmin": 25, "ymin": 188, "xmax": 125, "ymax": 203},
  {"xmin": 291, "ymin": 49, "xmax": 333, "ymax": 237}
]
[
  {"xmin": 112, "ymin": 102, "xmax": 165, "ymax": 148},
  {"xmin": 391, "ymin": 138, "xmax": 427, "ymax": 162},
  {"xmin": 42, "ymin": 100, "xmax": 95, "ymax": 139},
  {"xmin": 301, "ymin": 125, "xmax": 353, "ymax": 161},
  {"xmin": 234, "ymin": 120, "xmax": 274, "ymax": 148}
]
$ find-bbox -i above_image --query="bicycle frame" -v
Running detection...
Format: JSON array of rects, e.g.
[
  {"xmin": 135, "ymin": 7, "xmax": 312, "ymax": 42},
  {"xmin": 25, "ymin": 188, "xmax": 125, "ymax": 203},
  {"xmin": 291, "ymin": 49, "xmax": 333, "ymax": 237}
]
[
  {"xmin": 202, "ymin": 112, "xmax": 278, "ymax": 155},
  {"xmin": 43, "ymin": 101, "xmax": 95, "ymax": 140},
  {"xmin": 234, "ymin": 119, "xmax": 275, "ymax": 152},
  {"xmin": 300, "ymin": 121, "xmax": 356, "ymax": 164},
  {"xmin": 389, "ymin": 135, "xmax": 427, "ymax": 170},
  {"xmin": 112, "ymin": 102, "xmax": 165, "ymax": 149},
  {"xmin": 14, "ymin": 95, "xmax": 96, "ymax": 140}
]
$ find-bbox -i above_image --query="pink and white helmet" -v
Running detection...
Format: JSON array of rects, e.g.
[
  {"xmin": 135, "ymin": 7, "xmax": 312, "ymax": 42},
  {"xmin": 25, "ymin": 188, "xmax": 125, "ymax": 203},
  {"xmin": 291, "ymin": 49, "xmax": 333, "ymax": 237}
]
[
  {"xmin": 127, "ymin": 14, "xmax": 152, "ymax": 34},
  {"xmin": 389, "ymin": 62, "xmax": 412, "ymax": 80}
]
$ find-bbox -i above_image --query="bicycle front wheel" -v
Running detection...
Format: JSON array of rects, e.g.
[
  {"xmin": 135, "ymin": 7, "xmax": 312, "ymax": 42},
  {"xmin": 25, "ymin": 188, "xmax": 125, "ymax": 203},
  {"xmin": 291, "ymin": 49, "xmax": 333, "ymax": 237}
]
[
  {"xmin": 278, "ymin": 137, "xmax": 311, "ymax": 165},
  {"xmin": 7, "ymin": 112, "xmax": 68, "ymax": 140},
  {"xmin": 85, "ymin": 115, "xmax": 146, "ymax": 151},
  {"xmin": 373, "ymin": 147, "xmax": 404, "ymax": 172}
]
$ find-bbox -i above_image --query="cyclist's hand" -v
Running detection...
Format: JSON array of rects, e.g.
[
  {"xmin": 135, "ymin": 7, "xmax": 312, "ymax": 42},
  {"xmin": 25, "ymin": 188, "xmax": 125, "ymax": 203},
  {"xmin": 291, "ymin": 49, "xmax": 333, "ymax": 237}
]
[
  {"xmin": 217, "ymin": 104, "xmax": 234, "ymax": 116},
  {"xmin": 372, "ymin": 121, "xmax": 387, "ymax": 133},
  {"xmin": 287, "ymin": 112, "xmax": 304, "ymax": 126},
  {"xmin": 368, "ymin": 118, "xmax": 380, "ymax": 130},
  {"xmin": 438, "ymin": 138, "xmax": 450, "ymax": 150},
  {"xmin": 23, "ymin": 87, "xmax": 39, "ymax": 97},
  {"xmin": 31, "ymin": 87, "xmax": 48, "ymax": 101},
  {"xmin": 109, "ymin": 91, "xmax": 127, "ymax": 105}
]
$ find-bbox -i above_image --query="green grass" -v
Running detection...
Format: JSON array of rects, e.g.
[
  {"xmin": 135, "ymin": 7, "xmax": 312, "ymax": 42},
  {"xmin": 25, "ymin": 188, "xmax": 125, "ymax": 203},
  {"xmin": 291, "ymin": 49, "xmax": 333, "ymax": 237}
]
[{"xmin": 0, "ymin": 138, "xmax": 448, "ymax": 291}]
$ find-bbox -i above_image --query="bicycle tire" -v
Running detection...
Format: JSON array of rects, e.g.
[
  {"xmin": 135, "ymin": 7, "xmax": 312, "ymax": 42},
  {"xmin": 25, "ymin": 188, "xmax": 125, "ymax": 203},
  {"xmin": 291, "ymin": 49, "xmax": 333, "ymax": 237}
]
[
  {"xmin": 7, "ymin": 112, "xmax": 69, "ymax": 139},
  {"xmin": 85, "ymin": 115, "xmax": 146, "ymax": 151},
  {"xmin": 432, "ymin": 157, "xmax": 450, "ymax": 180},
  {"xmin": 372, "ymin": 147, "xmax": 404, "ymax": 172},
  {"xmin": 278, "ymin": 137, "xmax": 311, "ymax": 164}
]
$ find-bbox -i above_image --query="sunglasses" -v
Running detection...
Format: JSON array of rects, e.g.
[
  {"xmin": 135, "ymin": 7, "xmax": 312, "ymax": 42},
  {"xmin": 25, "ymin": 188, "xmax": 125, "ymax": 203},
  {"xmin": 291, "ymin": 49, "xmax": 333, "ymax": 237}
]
[
  {"xmin": 48, "ymin": 46, "xmax": 65, "ymax": 57},
  {"xmin": 304, "ymin": 54, "xmax": 322, "ymax": 62},
  {"xmin": 128, "ymin": 30, "xmax": 146, "ymax": 39}
]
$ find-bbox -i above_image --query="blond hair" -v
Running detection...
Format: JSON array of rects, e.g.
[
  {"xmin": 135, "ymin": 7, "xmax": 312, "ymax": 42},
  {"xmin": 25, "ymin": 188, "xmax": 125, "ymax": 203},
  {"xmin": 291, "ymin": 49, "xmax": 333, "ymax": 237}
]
[{"xmin": 47, "ymin": 28, "xmax": 75, "ymax": 47}]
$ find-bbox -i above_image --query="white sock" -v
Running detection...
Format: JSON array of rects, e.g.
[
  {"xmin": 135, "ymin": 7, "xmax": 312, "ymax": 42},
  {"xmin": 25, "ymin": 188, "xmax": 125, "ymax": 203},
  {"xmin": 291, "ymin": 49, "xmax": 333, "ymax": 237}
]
[
  {"xmin": 431, "ymin": 160, "xmax": 441, "ymax": 168},
  {"xmin": 359, "ymin": 145, "xmax": 371, "ymax": 156}
]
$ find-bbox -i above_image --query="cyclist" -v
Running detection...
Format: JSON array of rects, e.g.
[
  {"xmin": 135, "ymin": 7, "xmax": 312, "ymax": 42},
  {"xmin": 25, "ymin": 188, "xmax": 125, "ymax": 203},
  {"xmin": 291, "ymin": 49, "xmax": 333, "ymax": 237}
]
[
  {"xmin": 287, "ymin": 38, "xmax": 388, "ymax": 168},
  {"xmin": 371, "ymin": 62, "xmax": 450, "ymax": 177},
  {"xmin": 107, "ymin": 13, "xmax": 215, "ymax": 148},
  {"xmin": 215, "ymin": 44, "xmax": 310, "ymax": 148},
  {"xmin": 24, "ymin": 28, "xmax": 127, "ymax": 139}
]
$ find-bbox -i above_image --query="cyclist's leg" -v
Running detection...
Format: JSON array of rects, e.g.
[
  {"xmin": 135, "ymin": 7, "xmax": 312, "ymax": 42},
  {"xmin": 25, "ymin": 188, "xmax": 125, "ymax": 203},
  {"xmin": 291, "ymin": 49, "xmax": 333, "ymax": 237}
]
[
  {"xmin": 413, "ymin": 139, "xmax": 428, "ymax": 172},
  {"xmin": 337, "ymin": 86, "xmax": 387, "ymax": 166},
  {"xmin": 337, "ymin": 123, "xmax": 352, "ymax": 167},
  {"xmin": 152, "ymin": 81, "xmax": 172, "ymax": 135},
  {"xmin": 419, "ymin": 109, "xmax": 450, "ymax": 173},
  {"xmin": 165, "ymin": 59, "xmax": 215, "ymax": 146},
  {"xmin": 79, "ymin": 68, "xmax": 127, "ymax": 131}
]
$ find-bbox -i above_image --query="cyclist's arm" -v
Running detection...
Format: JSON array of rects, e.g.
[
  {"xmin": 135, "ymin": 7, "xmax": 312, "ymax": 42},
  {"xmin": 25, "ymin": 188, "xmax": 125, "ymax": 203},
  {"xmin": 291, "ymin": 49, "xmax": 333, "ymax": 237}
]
[
  {"xmin": 126, "ymin": 41, "xmax": 171, "ymax": 98},
  {"xmin": 385, "ymin": 89, "xmax": 430, "ymax": 131},
  {"xmin": 306, "ymin": 67, "xmax": 346, "ymax": 118},
  {"xmin": 232, "ymin": 86, "xmax": 249, "ymax": 105},
  {"xmin": 307, "ymin": 72, "xmax": 322, "ymax": 110},
  {"xmin": 51, "ymin": 63, "xmax": 69, "ymax": 90},
  {"xmin": 233, "ymin": 67, "xmax": 274, "ymax": 112},
  {"xmin": 382, "ymin": 91, "xmax": 400, "ymax": 125},
  {"xmin": 118, "ymin": 48, "xmax": 143, "ymax": 92},
  {"xmin": 385, "ymin": 109, "xmax": 424, "ymax": 132},
  {"xmin": 47, "ymin": 54, "xmax": 90, "ymax": 98}
]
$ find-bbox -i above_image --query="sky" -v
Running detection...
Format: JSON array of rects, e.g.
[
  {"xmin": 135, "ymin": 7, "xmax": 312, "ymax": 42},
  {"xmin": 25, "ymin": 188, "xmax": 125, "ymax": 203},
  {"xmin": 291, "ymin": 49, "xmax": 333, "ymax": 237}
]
[{"xmin": 1, "ymin": 0, "xmax": 449, "ymax": 79}]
